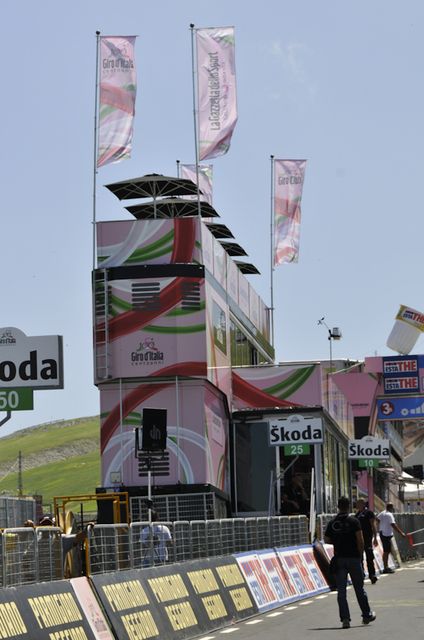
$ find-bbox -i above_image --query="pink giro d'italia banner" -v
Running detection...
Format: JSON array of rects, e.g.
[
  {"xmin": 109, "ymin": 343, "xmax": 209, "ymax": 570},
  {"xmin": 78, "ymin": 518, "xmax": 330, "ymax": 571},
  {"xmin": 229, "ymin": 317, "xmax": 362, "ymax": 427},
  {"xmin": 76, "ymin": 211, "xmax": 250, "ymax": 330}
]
[
  {"xmin": 97, "ymin": 36, "xmax": 137, "ymax": 167},
  {"xmin": 196, "ymin": 27, "xmax": 238, "ymax": 161},
  {"xmin": 274, "ymin": 159, "xmax": 307, "ymax": 265},
  {"xmin": 181, "ymin": 163, "xmax": 214, "ymax": 205}
]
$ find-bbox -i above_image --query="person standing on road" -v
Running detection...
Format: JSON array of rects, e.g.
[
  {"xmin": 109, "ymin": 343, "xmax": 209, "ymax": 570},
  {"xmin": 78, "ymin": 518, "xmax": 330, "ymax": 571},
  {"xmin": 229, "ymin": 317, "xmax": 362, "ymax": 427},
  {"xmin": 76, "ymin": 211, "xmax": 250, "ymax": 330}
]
[
  {"xmin": 141, "ymin": 510, "xmax": 172, "ymax": 567},
  {"xmin": 324, "ymin": 496, "xmax": 376, "ymax": 629},
  {"xmin": 376, "ymin": 502, "xmax": 407, "ymax": 573},
  {"xmin": 355, "ymin": 499, "xmax": 379, "ymax": 584}
]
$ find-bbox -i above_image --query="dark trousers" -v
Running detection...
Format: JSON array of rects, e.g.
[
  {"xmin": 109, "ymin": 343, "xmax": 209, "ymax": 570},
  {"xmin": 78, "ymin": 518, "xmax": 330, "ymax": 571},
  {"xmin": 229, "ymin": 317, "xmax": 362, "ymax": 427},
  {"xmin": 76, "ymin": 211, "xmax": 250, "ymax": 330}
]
[
  {"xmin": 363, "ymin": 543, "xmax": 376, "ymax": 578},
  {"xmin": 334, "ymin": 556, "xmax": 372, "ymax": 622}
]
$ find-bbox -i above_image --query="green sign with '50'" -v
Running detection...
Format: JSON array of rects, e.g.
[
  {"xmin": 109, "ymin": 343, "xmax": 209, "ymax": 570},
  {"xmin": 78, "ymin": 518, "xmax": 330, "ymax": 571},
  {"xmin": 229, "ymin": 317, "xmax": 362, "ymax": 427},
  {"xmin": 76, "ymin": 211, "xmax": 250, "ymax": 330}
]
[{"xmin": 0, "ymin": 388, "xmax": 33, "ymax": 411}]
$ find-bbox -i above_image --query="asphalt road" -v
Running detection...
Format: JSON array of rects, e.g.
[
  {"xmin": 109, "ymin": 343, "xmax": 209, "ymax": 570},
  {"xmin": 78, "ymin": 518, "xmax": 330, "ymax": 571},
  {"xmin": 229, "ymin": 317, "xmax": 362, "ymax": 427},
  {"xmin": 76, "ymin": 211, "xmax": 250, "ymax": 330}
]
[{"xmin": 197, "ymin": 559, "xmax": 424, "ymax": 639}]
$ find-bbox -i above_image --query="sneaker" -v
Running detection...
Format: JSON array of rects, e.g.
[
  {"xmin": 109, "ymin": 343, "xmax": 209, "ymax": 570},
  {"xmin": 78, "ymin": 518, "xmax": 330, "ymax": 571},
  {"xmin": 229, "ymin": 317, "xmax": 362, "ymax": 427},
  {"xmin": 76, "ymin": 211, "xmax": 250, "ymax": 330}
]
[
  {"xmin": 342, "ymin": 620, "xmax": 350, "ymax": 629},
  {"xmin": 382, "ymin": 567, "xmax": 395, "ymax": 574},
  {"xmin": 363, "ymin": 612, "xmax": 376, "ymax": 625},
  {"xmin": 370, "ymin": 576, "xmax": 378, "ymax": 584}
]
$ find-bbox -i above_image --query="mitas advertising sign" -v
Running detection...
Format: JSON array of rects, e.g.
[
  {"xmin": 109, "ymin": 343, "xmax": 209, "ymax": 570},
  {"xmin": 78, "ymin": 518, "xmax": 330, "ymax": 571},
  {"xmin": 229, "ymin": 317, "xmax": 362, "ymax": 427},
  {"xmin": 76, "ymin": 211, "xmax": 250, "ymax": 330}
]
[
  {"xmin": 0, "ymin": 327, "xmax": 63, "ymax": 389},
  {"xmin": 269, "ymin": 414, "xmax": 323, "ymax": 446},
  {"xmin": 348, "ymin": 436, "xmax": 390, "ymax": 460}
]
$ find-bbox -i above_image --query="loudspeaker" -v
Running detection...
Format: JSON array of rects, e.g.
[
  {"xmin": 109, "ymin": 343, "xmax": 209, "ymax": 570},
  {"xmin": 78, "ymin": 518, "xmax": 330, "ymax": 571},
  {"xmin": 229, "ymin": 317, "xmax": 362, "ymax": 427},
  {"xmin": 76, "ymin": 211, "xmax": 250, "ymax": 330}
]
[{"xmin": 142, "ymin": 408, "xmax": 167, "ymax": 451}]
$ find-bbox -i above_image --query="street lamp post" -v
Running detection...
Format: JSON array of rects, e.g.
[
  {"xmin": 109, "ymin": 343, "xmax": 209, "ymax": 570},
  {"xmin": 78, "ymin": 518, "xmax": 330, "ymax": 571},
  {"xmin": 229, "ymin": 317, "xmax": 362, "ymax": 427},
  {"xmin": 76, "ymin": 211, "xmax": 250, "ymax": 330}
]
[{"xmin": 318, "ymin": 317, "xmax": 342, "ymax": 371}]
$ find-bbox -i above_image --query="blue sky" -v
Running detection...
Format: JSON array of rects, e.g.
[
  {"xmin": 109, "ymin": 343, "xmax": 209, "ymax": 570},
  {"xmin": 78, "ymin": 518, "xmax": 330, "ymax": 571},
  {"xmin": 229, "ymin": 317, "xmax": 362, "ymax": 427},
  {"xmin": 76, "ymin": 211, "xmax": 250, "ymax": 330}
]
[{"xmin": 2, "ymin": 1, "xmax": 424, "ymax": 435}]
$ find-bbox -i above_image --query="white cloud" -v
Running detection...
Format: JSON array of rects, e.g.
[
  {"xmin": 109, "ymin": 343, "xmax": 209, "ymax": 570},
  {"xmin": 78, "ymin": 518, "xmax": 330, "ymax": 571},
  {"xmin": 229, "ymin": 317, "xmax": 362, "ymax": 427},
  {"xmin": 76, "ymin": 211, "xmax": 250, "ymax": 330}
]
[{"xmin": 268, "ymin": 40, "xmax": 316, "ymax": 99}]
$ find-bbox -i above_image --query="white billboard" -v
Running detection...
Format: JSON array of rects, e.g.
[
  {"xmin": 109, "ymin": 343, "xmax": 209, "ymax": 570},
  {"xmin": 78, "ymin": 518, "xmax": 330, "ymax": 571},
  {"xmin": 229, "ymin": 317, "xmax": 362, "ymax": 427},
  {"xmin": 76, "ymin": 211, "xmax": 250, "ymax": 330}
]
[
  {"xmin": 348, "ymin": 436, "xmax": 390, "ymax": 459},
  {"xmin": 269, "ymin": 414, "xmax": 323, "ymax": 446},
  {"xmin": 0, "ymin": 327, "xmax": 63, "ymax": 389}
]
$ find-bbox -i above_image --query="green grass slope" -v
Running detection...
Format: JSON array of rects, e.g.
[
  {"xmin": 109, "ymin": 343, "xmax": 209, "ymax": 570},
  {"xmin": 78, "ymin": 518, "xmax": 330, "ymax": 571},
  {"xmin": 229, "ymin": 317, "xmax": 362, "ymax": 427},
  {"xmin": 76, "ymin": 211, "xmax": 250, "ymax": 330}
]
[{"xmin": 0, "ymin": 416, "xmax": 101, "ymax": 505}]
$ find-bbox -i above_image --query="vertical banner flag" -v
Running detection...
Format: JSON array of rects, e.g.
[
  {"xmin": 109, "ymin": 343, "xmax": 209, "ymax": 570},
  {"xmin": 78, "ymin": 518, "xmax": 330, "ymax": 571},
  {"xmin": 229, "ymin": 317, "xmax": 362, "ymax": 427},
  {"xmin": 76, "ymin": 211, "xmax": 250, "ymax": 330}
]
[
  {"xmin": 274, "ymin": 159, "xmax": 307, "ymax": 265},
  {"xmin": 181, "ymin": 164, "xmax": 214, "ymax": 204},
  {"xmin": 196, "ymin": 27, "xmax": 238, "ymax": 161},
  {"xmin": 97, "ymin": 36, "xmax": 137, "ymax": 168}
]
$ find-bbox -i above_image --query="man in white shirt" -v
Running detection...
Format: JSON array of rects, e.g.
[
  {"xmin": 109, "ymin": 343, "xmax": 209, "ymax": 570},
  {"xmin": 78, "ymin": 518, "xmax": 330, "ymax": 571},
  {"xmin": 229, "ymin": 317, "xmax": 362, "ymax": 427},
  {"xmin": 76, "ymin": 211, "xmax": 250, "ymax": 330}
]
[
  {"xmin": 377, "ymin": 502, "xmax": 406, "ymax": 573},
  {"xmin": 141, "ymin": 510, "xmax": 172, "ymax": 567}
]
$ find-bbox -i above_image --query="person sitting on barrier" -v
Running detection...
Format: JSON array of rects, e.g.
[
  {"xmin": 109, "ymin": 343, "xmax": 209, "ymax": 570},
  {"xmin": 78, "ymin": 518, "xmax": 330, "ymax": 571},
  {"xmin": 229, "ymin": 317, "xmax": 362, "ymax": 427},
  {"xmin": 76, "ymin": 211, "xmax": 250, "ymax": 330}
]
[{"xmin": 141, "ymin": 510, "xmax": 172, "ymax": 567}]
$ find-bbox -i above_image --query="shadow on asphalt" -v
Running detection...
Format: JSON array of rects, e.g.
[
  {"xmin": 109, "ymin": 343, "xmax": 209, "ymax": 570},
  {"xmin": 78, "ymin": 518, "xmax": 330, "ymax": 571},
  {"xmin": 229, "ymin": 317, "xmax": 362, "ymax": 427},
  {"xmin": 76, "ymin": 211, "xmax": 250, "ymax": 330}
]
[{"xmin": 309, "ymin": 627, "xmax": 371, "ymax": 631}]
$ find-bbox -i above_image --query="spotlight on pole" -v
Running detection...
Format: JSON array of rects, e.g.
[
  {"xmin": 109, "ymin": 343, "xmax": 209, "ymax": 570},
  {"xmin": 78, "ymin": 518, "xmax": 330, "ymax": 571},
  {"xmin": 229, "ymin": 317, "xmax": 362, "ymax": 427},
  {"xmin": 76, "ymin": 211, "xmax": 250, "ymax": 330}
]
[{"xmin": 318, "ymin": 317, "xmax": 342, "ymax": 369}]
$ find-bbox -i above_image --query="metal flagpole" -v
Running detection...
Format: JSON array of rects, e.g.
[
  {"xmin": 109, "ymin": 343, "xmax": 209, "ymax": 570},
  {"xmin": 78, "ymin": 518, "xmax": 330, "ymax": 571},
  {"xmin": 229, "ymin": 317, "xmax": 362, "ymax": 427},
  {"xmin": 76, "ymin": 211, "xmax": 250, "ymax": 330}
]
[
  {"xmin": 270, "ymin": 155, "xmax": 275, "ymax": 348},
  {"xmin": 176, "ymin": 159, "xmax": 180, "ymax": 178},
  {"xmin": 190, "ymin": 24, "xmax": 202, "ymax": 221},
  {"xmin": 92, "ymin": 31, "xmax": 101, "ymax": 270}
]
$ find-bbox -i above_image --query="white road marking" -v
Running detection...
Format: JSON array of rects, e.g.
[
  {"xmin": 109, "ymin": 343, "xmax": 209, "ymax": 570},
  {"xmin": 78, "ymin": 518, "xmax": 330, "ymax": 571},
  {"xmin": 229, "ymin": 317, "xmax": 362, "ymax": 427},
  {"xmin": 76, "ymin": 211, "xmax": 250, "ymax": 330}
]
[
  {"xmin": 266, "ymin": 611, "xmax": 284, "ymax": 618},
  {"xmin": 285, "ymin": 605, "xmax": 298, "ymax": 610},
  {"xmin": 220, "ymin": 629, "xmax": 240, "ymax": 634},
  {"xmin": 299, "ymin": 600, "xmax": 314, "ymax": 605},
  {"xmin": 245, "ymin": 619, "xmax": 263, "ymax": 625},
  {"xmin": 315, "ymin": 594, "xmax": 328, "ymax": 599}
]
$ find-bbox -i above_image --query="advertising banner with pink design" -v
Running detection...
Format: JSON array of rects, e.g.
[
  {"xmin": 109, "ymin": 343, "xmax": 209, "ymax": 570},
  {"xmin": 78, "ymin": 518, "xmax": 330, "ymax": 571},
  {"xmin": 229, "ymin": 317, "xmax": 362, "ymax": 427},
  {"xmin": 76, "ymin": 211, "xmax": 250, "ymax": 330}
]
[
  {"xmin": 274, "ymin": 159, "xmax": 307, "ymax": 265},
  {"xmin": 234, "ymin": 553, "xmax": 279, "ymax": 611},
  {"xmin": 99, "ymin": 379, "xmax": 228, "ymax": 488},
  {"xmin": 232, "ymin": 364, "xmax": 321, "ymax": 411},
  {"xmin": 97, "ymin": 36, "xmax": 137, "ymax": 167},
  {"xmin": 297, "ymin": 547, "xmax": 328, "ymax": 592},
  {"xmin": 97, "ymin": 219, "xmax": 202, "ymax": 267},
  {"xmin": 276, "ymin": 547, "xmax": 318, "ymax": 596},
  {"xmin": 196, "ymin": 27, "xmax": 238, "ymax": 160},
  {"xmin": 235, "ymin": 547, "xmax": 328, "ymax": 612},
  {"xmin": 181, "ymin": 164, "xmax": 213, "ymax": 205},
  {"xmin": 95, "ymin": 275, "xmax": 207, "ymax": 382},
  {"xmin": 257, "ymin": 550, "xmax": 299, "ymax": 604}
]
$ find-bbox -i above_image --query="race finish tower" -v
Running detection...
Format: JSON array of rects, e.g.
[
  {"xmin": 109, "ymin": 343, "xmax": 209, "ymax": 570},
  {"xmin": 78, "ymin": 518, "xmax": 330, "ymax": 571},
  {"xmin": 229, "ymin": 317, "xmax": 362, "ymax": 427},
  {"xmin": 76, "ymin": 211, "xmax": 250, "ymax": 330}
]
[{"xmin": 93, "ymin": 174, "xmax": 274, "ymax": 520}]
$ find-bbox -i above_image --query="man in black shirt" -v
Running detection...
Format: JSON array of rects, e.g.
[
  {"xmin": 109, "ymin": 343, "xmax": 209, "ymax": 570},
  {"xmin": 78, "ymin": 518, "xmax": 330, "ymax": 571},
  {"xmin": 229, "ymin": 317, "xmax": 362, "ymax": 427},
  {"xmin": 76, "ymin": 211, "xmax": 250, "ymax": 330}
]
[
  {"xmin": 324, "ymin": 496, "xmax": 376, "ymax": 629},
  {"xmin": 355, "ymin": 499, "xmax": 378, "ymax": 584}
]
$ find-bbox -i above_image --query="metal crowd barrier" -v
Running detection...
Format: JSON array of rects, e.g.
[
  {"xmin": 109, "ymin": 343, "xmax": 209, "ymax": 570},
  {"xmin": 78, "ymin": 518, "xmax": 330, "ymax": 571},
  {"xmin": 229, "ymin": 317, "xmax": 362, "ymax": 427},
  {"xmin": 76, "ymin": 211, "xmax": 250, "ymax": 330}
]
[
  {"xmin": 0, "ymin": 497, "xmax": 36, "ymax": 529},
  {"xmin": 87, "ymin": 515, "xmax": 309, "ymax": 575},
  {"xmin": 317, "ymin": 512, "xmax": 424, "ymax": 561},
  {"xmin": 1, "ymin": 527, "xmax": 63, "ymax": 587},
  {"xmin": 0, "ymin": 515, "xmax": 310, "ymax": 585}
]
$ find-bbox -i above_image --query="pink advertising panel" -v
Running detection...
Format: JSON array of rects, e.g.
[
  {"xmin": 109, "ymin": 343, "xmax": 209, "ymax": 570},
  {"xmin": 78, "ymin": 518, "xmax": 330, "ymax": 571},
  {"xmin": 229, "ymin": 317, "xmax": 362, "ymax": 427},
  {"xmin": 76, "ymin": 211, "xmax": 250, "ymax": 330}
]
[
  {"xmin": 97, "ymin": 218, "xmax": 202, "ymax": 267},
  {"xmin": 71, "ymin": 578, "xmax": 114, "ymax": 639},
  {"xmin": 99, "ymin": 379, "xmax": 229, "ymax": 489},
  {"xmin": 332, "ymin": 372, "xmax": 379, "ymax": 418},
  {"xmin": 95, "ymin": 275, "xmax": 207, "ymax": 382},
  {"xmin": 232, "ymin": 364, "xmax": 321, "ymax": 410},
  {"xmin": 205, "ymin": 282, "xmax": 232, "ymax": 400}
]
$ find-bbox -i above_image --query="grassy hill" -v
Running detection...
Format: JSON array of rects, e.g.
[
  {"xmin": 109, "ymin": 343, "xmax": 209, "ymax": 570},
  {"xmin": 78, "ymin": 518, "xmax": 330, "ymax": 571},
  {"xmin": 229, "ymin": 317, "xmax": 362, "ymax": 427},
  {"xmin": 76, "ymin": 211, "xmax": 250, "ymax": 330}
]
[{"xmin": 0, "ymin": 416, "xmax": 101, "ymax": 507}]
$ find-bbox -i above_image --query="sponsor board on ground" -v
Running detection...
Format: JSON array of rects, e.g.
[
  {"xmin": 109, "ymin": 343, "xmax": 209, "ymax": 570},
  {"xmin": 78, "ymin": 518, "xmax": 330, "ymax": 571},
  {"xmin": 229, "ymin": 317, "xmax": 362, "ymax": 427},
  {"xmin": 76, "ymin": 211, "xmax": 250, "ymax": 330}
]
[
  {"xmin": 256, "ymin": 550, "xmax": 299, "ymax": 604},
  {"xmin": 90, "ymin": 557, "xmax": 257, "ymax": 640},
  {"xmin": 233, "ymin": 552, "xmax": 279, "ymax": 611},
  {"xmin": 0, "ymin": 580, "xmax": 99, "ymax": 639},
  {"xmin": 276, "ymin": 547, "xmax": 317, "ymax": 596},
  {"xmin": 297, "ymin": 546, "xmax": 328, "ymax": 592}
]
